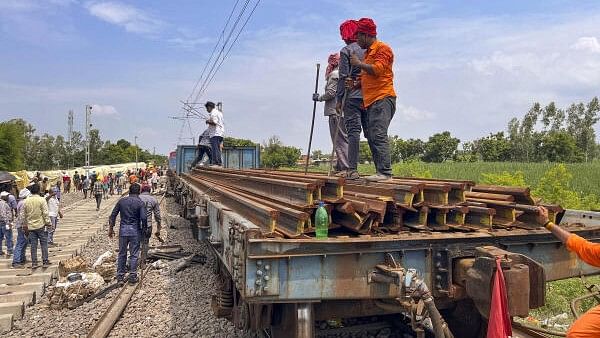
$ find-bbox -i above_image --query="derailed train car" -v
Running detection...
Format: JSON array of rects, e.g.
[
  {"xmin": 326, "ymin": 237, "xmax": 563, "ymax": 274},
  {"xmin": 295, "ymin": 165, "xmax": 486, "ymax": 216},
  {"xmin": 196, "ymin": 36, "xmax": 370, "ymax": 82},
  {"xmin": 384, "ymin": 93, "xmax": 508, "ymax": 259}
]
[{"xmin": 170, "ymin": 168, "xmax": 600, "ymax": 338}]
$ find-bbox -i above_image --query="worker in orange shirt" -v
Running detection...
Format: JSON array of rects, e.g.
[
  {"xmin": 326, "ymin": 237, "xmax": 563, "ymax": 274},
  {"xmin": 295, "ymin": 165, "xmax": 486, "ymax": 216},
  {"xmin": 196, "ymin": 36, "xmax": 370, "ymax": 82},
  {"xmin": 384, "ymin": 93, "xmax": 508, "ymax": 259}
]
[
  {"xmin": 349, "ymin": 17, "xmax": 396, "ymax": 182},
  {"xmin": 537, "ymin": 206, "xmax": 600, "ymax": 337}
]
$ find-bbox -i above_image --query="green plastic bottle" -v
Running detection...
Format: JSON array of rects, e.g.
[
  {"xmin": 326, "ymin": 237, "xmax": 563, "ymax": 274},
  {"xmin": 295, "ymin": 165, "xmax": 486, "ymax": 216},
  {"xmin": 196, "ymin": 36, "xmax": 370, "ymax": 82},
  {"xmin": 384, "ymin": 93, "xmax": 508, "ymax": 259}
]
[{"xmin": 315, "ymin": 201, "xmax": 329, "ymax": 239}]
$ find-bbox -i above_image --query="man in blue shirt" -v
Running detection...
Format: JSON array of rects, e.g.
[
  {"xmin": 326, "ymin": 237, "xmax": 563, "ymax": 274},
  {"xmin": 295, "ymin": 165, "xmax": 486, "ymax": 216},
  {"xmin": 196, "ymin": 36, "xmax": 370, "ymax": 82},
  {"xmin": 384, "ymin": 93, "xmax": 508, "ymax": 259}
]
[{"xmin": 108, "ymin": 183, "xmax": 148, "ymax": 285}]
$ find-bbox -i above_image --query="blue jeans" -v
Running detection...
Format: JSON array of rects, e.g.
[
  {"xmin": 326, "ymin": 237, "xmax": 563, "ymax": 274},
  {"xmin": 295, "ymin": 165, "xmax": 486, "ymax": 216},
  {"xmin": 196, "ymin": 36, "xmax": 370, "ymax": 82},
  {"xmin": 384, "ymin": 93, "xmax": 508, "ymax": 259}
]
[
  {"xmin": 12, "ymin": 228, "xmax": 28, "ymax": 265},
  {"xmin": 29, "ymin": 228, "xmax": 49, "ymax": 264},
  {"xmin": 117, "ymin": 235, "xmax": 140, "ymax": 281},
  {"xmin": 0, "ymin": 224, "xmax": 13, "ymax": 254},
  {"xmin": 48, "ymin": 216, "xmax": 58, "ymax": 244},
  {"xmin": 210, "ymin": 136, "xmax": 223, "ymax": 165}
]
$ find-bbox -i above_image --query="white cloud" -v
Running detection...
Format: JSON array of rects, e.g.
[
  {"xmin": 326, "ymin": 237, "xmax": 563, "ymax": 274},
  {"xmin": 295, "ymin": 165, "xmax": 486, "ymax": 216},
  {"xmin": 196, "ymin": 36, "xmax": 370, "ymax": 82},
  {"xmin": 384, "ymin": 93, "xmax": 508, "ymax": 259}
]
[
  {"xmin": 86, "ymin": 1, "xmax": 163, "ymax": 35},
  {"xmin": 90, "ymin": 104, "xmax": 119, "ymax": 116},
  {"xmin": 168, "ymin": 37, "xmax": 213, "ymax": 50},
  {"xmin": 571, "ymin": 36, "xmax": 600, "ymax": 53},
  {"xmin": 397, "ymin": 104, "xmax": 434, "ymax": 121}
]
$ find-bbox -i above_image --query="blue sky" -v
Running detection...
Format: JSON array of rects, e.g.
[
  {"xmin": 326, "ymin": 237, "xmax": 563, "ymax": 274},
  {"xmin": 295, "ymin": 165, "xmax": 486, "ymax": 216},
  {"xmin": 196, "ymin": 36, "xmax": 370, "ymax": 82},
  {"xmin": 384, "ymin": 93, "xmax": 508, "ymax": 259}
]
[{"xmin": 1, "ymin": 0, "xmax": 600, "ymax": 155}]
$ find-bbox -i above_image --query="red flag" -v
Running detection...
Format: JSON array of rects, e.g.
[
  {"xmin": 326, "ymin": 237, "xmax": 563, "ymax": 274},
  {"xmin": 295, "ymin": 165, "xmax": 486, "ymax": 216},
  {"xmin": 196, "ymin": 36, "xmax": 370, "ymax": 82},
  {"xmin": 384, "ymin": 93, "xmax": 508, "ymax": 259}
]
[{"xmin": 487, "ymin": 257, "xmax": 513, "ymax": 338}]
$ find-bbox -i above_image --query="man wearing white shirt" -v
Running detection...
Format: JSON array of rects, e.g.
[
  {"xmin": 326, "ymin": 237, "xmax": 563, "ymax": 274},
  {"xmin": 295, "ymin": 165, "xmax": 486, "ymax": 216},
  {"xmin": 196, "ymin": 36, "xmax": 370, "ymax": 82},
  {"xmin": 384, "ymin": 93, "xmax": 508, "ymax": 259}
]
[
  {"xmin": 46, "ymin": 189, "xmax": 62, "ymax": 245},
  {"xmin": 205, "ymin": 101, "xmax": 225, "ymax": 167}
]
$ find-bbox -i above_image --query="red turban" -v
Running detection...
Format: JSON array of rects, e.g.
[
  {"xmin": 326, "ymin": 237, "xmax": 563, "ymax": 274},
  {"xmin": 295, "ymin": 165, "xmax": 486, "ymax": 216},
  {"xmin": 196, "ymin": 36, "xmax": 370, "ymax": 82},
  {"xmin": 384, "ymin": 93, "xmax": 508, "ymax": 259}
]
[
  {"xmin": 339, "ymin": 19, "xmax": 358, "ymax": 42},
  {"xmin": 356, "ymin": 17, "xmax": 377, "ymax": 36},
  {"xmin": 326, "ymin": 53, "xmax": 340, "ymax": 77}
]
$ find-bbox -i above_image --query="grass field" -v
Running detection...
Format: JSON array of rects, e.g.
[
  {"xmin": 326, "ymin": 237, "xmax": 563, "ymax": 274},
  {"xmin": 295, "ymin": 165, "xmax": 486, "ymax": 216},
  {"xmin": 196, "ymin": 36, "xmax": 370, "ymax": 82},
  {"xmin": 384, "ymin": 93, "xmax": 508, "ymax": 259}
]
[{"xmin": 355, "ymin": 161, "xmax": 600, "ymax": 197}]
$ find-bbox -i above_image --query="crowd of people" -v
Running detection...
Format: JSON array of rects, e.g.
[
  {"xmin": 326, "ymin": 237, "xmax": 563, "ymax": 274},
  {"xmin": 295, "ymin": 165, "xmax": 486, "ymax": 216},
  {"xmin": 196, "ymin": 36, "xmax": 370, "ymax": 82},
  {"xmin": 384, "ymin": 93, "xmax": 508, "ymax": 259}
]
[
  {"xmin": 313, "ymin": 17, "xmax": 396, "ymax": 182},
  {"xmin": 0, "ymin": 177, "xmax": 63, "ymax": 269},
  {"xmin": 0, "ymin": 166, "xmax": 165, "ymax": 271}
]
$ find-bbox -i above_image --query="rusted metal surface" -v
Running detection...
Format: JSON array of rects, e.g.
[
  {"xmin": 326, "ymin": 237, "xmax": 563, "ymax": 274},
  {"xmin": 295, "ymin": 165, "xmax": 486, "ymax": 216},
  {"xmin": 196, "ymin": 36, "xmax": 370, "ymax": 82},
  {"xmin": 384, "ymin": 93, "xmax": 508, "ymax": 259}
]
[
  {"xmin": 193, "ymin": 168, "xmax": 317, "ymax": 207},
  {"xmin": 462, "ymin": 246, "xmax": 545, "ymax": 318},
  {"xmin": 178, "ymin": 169, "xmax": 600, "ymax": 331},
  {"xmin": 183, "ymin": 174, "xmax": 279, "ymax": 234}
]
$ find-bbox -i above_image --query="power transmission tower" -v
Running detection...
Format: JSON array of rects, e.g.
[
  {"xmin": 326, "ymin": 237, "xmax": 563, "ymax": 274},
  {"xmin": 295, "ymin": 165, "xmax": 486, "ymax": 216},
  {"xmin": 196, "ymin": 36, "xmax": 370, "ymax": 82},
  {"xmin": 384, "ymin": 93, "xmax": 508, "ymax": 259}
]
[
  {"xmin": 68, "ymin": 110, "xmax": 74, "ymax": 168},
  {"xmin": 85, "ymin": 105, "xmax": 92, "ymax": 169}
]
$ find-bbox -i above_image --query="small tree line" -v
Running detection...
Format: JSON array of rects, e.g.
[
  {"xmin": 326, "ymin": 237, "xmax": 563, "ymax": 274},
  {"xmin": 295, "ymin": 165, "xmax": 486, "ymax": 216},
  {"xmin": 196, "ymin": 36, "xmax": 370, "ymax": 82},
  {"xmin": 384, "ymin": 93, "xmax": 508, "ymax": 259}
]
[
  {"xmin": 0, "ymin": 118, "xmax": 167, "ymax": 171},
  {"xmin": 354, "ymin": 97, "xmax": 600, "ymax": 164}
]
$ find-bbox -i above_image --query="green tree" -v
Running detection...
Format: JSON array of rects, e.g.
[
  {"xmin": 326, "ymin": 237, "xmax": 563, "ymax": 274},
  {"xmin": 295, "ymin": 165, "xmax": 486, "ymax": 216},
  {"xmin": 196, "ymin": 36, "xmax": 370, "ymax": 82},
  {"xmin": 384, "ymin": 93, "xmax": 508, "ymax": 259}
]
[
  {"xmin": 480, "ymin": 171, "xmax": 527, "ymax": 186},
  {"xmin": 540, "ymin": 131, "xmax": 583, "ymax": 162},
  {"xmin": 453, "ymin": 142, "xmax": 478, "ymax": 162},
  {"xmin": 261, "ymin": 136, "xmax": 301, "ymax": 168},
  {"xmin": 88, "ymin": 129, "xmax": 102, "ymax": 166},
  {"xmin": 541, "ymin": 102, "xmax": 565, "ymax": 132},
  {"xmin": 311, "ymin": 149, "xmax": 324, "ymax": 160},
  {"xmin": 223, "ymin": 137, "xmax": 256, "ymax": 147},
  {"xmin": 0, "ymin": 120, "xmax": 27, "ymax": 171},
  {"xmin": 359, "ymin": 141, "xmax": 372, "ymax": 163},
  {"xmin": 473, "ymin": 132, "xmax": 512, "ymax": 161},
  {"xmin": 566, "ymin": 97, "xmax": 600, "ymax": 162},
  {"xmin": 392, "ymin": 137, "xmax": 425, "ymax": 162},
  {"xmin": 533, "ymin": 164, "xmax": 587, "ymax": 209},
  {"xmin": 422, "ymin": 131, "xmax": 460, "ymax": 163}
]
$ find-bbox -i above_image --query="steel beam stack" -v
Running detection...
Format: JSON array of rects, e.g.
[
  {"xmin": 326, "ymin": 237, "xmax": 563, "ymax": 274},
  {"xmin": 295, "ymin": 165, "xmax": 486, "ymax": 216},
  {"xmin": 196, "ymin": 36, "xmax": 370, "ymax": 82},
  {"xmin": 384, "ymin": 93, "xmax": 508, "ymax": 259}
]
[{"xmin": 182, "ymin": 167, "xmax": 563, "ymax": 239}]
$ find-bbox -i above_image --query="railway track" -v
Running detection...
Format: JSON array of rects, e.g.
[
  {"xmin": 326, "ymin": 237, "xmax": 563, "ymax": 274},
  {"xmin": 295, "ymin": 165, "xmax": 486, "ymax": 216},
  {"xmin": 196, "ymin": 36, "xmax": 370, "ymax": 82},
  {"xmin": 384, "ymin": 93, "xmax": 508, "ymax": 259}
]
[{"xmin": 0, "ymin": 194, "xmax": 121, "ymax": 333}]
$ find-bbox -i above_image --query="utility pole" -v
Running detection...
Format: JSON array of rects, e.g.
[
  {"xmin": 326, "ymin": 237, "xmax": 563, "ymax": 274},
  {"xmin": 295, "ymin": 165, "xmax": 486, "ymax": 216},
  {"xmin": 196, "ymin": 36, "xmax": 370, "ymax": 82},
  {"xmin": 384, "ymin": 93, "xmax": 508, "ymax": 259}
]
[
  {"xmin": 85, "ymin": 105, "xmax": 92, "ymax": 171},
  {"xmin": 68, "ymin": 110, "xmax": 74, "ymax": 168},
  {"xmin": 134, "ymin": 136, "xmax": 138, "ymax": 170}
]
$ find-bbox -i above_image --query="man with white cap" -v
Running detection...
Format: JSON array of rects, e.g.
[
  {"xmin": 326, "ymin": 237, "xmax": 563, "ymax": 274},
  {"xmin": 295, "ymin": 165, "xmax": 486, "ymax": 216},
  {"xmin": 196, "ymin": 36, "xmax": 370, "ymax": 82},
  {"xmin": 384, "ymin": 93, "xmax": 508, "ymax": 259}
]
[
  {"xmin": 0, "ymin": 191, "xmax": 14, "ymax": 257},
  {"xmin": 11, "ymin": 189, "xmax": 30, "ymax": 268}
]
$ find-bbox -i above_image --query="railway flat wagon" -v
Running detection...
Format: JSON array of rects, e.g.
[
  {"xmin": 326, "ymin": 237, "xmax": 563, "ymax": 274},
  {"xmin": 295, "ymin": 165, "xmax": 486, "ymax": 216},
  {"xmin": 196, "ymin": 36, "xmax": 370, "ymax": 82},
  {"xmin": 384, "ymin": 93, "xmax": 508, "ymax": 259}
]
[{"xmin": 171, "ymin": 168, "xmax": 600, "ymax": 338}]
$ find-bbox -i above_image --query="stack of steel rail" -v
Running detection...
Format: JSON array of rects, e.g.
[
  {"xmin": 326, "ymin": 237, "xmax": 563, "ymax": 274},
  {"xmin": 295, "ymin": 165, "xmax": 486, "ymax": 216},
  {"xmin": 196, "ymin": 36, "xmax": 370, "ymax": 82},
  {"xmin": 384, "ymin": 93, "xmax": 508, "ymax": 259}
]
[{"xmin": 182, "ymin": 167, "xmax": 563, "ymax": 239}]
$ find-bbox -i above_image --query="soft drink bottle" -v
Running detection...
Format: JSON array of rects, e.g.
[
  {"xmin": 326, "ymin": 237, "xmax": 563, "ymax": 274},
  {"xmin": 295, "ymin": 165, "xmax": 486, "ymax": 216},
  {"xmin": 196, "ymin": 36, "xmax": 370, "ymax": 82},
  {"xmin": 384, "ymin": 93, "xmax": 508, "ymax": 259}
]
[{"xmin": 315, "ymin": 201, "xmax": 329, "ymax": 239}]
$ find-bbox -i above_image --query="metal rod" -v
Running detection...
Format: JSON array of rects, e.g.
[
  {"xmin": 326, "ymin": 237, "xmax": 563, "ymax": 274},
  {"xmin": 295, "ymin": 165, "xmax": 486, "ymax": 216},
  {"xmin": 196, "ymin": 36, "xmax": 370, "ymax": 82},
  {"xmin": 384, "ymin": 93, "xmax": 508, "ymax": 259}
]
[
  {"xmin": 296, "ymin": 303, "xmax": 314, "ymax": 338},
  {"xmin": 304, "ymin": 63, "xmax": 320, "ymax": 174}
]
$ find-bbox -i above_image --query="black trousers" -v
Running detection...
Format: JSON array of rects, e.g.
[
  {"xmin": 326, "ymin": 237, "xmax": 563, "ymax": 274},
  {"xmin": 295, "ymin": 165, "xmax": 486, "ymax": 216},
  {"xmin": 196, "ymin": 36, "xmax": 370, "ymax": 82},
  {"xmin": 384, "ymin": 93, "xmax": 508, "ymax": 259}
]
[
  {"xmin": 210, "ymin": 136, "xmax": 223, "ymax": 165},
  {"xmin": 365, "ymin": 96, "xmax": 396, "ymax": 176},
  {"xmin": 191, "ymin": 145, "xmax": 212, "ymax": 167},
  {"xmin": 343, "ymin": 98, "xmax": 369, "ymax": 171}
]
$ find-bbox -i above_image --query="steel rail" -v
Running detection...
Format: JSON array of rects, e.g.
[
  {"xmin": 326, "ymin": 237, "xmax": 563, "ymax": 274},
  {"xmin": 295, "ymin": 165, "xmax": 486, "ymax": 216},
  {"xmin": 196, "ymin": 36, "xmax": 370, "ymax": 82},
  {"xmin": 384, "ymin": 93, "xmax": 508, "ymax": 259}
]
[
  {"xmin": 197, "ymin": 175, "xmax": 310, "ymax": 237},
  {"xmin": 183, "ymin": 174, "xmax": 279, "ymax": 234},
  {"xmin": 86, "ymin": 266, "xmax": 152, "ymax": 338},
  {"xmin": 192, "ymin": 168, "xmax": 317, "ymax": 207}
]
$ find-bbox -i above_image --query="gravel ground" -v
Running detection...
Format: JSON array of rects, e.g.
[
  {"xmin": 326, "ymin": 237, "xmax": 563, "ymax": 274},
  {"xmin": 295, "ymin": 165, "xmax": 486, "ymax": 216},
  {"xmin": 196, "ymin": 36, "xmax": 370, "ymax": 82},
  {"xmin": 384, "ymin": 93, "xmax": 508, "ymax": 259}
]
[
  {"xmin": 58, "ymin": 190, "xmax": 86, "ymax": 208},
  {"xmin": 8, "ymin": 195, "xmax": 242, "ymax": 338}
]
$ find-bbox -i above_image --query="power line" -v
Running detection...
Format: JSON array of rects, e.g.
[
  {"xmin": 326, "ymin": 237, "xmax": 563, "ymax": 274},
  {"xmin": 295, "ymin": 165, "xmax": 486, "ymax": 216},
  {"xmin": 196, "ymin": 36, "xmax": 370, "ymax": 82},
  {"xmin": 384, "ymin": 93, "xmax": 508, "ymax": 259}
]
[
  {"xmin": 186, "ymin": 0, "xmax": 241, "ymax": 103},
  {"xmin": 193, "ymin": 0, "xmax": 254, "ymax": 103},
  {"xmin": 198, "ymin": 0, "xmax": 261, "ymax": 99}
]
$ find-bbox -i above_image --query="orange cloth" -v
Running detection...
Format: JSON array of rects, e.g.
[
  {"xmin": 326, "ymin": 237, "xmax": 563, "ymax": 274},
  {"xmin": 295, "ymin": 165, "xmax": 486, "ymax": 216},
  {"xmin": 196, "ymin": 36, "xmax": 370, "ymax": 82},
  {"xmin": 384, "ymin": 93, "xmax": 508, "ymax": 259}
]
[
  {"xmin": 359, "ymin": 40, "xmax": 396, "ymax": 108},
  {"xmin": 565, "ymin": 234, "xmax": 600, "ymax": 337},
  {"xmin": 487, "ymin": 258, "xmax": 512, "ymax": 338}
]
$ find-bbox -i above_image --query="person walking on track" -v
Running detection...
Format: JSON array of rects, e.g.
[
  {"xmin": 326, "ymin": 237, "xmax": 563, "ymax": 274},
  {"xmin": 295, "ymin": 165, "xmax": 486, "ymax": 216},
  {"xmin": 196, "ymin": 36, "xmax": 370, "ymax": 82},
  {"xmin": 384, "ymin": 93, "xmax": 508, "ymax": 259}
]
[
  {"xmin": 22, "ymin": 183, "xmax": 51, "ymax": 268},
  {"xmin": 92, "ymin": 178, "xmax": 103, "ymax": 211},
  {"xmin": 0, "ymin": 191, "xmax": 14, "ymax": 257},
  {"xmin": 108, "ymin": 183, "xmax": 148, "ymax": 285},
  {"xmin": 313, "ymin": 52, "xmax": 350, "ymax": 175},
  {"xmin": 349, "ymin": 18, "xmax": 396, "ymax": 182},
  {"xmin": 82, "ymin": 175, "xmax": 90, "ymax": 199},
  {"xmin": 138, "ymin": 184, "xmax": 161, "ymax": 266},
  {"xmin": 45, "ymin": 188, "xmax": 62, "ymax": 246},
  {"xmin": 12, "ymin": 188, "xmax": 30, "ymax": 268}
]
